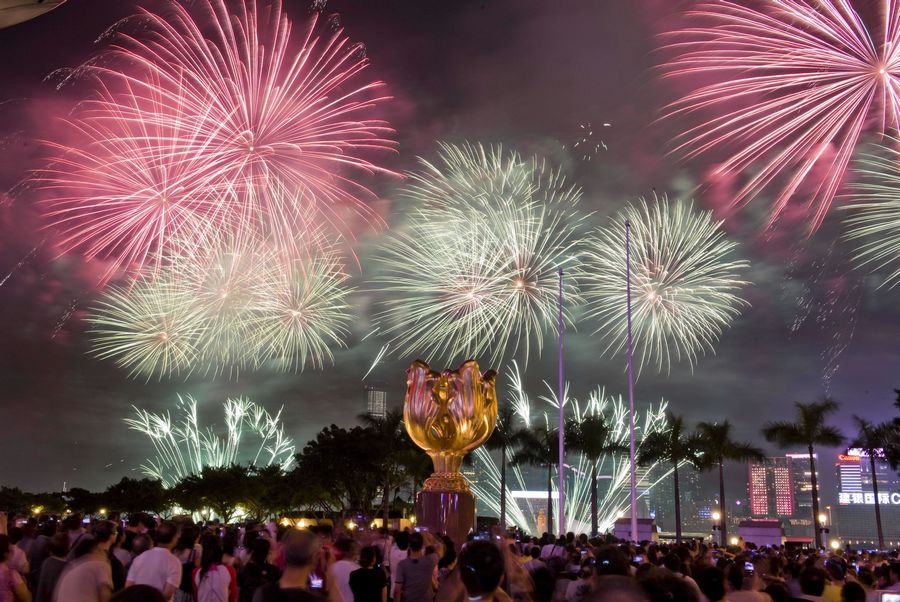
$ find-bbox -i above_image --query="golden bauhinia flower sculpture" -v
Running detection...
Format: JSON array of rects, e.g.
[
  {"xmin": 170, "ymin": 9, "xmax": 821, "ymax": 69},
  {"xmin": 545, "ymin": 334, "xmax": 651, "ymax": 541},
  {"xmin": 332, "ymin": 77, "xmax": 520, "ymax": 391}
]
[{"xmin": 404, "ymin": 360, "xmax": 498, "ymax": 493}]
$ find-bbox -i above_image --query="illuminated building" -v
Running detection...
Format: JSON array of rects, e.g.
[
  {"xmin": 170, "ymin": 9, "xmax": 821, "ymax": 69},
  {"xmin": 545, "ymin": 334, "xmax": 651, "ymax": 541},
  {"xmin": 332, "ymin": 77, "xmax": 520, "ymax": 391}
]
[
  {"xmin": 835, "ymin": 451, "xmax": 900, "ymax": 547},
  {"xmin": 746, "ymin": 455, "xmax": 817, "ymax": 538},
  {"xmin": 748, "ymin": 457, "xmax": 795, "ymax": 517},
  {"xmin": 364, "ymin": 382, "xmax": 388, "ymax": 419}
]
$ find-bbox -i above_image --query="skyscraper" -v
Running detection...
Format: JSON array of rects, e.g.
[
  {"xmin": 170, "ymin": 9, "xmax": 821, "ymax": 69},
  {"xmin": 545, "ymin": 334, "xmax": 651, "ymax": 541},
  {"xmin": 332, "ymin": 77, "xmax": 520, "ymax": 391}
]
[
  {"xmin": 746, "ymin": 455, "xmax": 816, "ymax": 538},
  {"xmin": 748, "ymin": 457, "xmax": 795, "ymax": 517},
  {"xmin": 364, "ymin": 382, "xmax": 388, "ymax": 419},
  {"xmin": 835, "ymin": 450, "xmax": 900, "ymax": 547}
]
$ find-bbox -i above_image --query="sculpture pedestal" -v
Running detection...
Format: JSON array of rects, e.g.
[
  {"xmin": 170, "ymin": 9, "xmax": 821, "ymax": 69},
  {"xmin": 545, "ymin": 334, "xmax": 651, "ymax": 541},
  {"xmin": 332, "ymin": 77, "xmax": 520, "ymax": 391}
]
[{"xmin": 415, "ymin": 489, "xmax": 475, "ymax": 546}]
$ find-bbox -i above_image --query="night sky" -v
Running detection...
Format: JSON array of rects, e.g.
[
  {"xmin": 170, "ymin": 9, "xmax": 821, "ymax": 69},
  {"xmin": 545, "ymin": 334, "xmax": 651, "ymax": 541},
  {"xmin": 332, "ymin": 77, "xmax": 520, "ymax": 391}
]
[{"xmin": 0, "ymin": 0, "xmax": 897, "ymax": 504}]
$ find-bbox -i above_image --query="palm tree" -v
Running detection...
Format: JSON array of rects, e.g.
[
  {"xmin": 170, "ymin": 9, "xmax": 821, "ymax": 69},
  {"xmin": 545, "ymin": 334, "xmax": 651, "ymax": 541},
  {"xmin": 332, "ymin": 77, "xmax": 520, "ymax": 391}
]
[
  {"xmin": 850, "ymin": 417, "xmax": 892, "ymax": 550},
  {"xmin": 696, "ymin": 420, "xmax": 764, "ymax": 547},
  {"xmin": 637, "ymin": 414, "xmax": 704, "ymax": 543},
  {"xmin": 359, "ymin": 410, "xmax": 406, "ymax": 525},
  {"xmin": 485, "ymin": 404, "xmax": 520, "ymax": 529},
  {"xmin": 512, "ymin": 425, "xmax": 559, "ymax": 535},
  {"xmin": 566, "ymin": 415, "xmax": 626, "ymax": 536},
  {"xmin": 762, "ymin": 399, "xmax": 843, "ymax": 549}
]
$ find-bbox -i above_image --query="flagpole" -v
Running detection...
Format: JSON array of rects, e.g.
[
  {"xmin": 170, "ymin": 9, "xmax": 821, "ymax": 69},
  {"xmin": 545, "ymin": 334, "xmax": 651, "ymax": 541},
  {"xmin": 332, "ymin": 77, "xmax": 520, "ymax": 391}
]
[
  {"xmin": 626, "ymin": 220, "xmax": 638, "ymax": 543},
  {"xmin": 558, "ymin": 267, "xmax": 566, "ymax": 536}
]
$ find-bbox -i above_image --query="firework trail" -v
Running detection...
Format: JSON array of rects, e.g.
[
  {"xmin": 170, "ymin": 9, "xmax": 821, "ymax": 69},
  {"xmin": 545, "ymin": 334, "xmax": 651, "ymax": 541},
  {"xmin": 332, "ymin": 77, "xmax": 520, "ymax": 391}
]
[
  {"xmin": 662, "ymin": 0, "xmax": 900, "ymax": 233},
  {"xmin": 0, "ymin": 244, "xmax": 41, "ymax": 288},
  {"xmin": 583, "ymin": 193, "xmax": 750, "ymax": 375},
  {"xmin": 470, "ymin": 363, "xmax": 673, "ymax": 535},
  {"xmin": 124, "ymin": 394, "xmax": 295, "ymax": 487},
  {"xmin": 372, "ymin": 142, "xmax": 585, "ymax": 366}
]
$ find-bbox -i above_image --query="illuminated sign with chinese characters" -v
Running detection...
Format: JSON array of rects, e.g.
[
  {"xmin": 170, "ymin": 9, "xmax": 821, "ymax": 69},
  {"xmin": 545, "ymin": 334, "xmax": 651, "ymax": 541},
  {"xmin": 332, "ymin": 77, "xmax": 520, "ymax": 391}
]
[{"xmin": 838, "ymin": 492, "xmax": 900, "ymax": 505}]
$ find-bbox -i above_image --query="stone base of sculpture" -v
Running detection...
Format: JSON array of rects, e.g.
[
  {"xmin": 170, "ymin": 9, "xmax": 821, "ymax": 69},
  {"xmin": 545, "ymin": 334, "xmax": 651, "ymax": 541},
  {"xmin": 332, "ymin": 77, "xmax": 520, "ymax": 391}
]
[{"xmin": 415, "ymin": 489, "xmax": 475, "ymax": 546}]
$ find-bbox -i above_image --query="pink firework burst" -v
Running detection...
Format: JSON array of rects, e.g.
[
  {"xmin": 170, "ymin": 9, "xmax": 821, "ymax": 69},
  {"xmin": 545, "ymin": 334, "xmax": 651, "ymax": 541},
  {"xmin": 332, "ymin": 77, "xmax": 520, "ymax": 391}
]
[
  {"xmin": 42, "ymin": 77, "xmax": 225, "ymax": 277},
  {"xmin": 662, "ymin": 0, "xmax": 900, "ymax": 233},
  {"xmin": 43, "ymin": 0, "xmax": 397, "ymax": 277}
]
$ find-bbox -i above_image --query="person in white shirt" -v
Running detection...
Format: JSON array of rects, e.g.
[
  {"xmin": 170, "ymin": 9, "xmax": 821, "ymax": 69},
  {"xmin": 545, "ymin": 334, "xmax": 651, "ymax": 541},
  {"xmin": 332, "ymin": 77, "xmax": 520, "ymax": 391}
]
[
  {"xmin": 540, "ymin": 538, "xmax": 566, "ymax": 561},
  {"xmin": 388, "ymin": 532, "xmax": 410, "ymax": 601},
  {"xmin": 125, "ymin": 521, "xmax": 182, "ymax": 601},
  {"xmin": 330, "ymin": 538, "xmax": 361, "ymax": 602}
]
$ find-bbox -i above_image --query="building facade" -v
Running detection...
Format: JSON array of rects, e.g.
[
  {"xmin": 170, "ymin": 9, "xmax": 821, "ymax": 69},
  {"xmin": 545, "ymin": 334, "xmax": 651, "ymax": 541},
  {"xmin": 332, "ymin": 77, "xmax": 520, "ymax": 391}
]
[
  {"xmin": 834, "ymin": 450, "xmax": 900, "ymax": 548},
  {"xmin": 364, "ymin": 382, "xmax": 388, "ymax": 419},
  {"xmin": 746, "ymin": 454, "xmax": 818, "ymax": 539}
]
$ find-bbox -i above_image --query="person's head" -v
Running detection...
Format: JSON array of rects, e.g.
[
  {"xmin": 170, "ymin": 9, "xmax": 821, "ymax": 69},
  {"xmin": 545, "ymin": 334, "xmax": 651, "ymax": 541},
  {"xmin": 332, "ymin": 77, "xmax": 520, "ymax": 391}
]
[
  {"xmin": 251, "ymin": 538, "xmax": 271, "ymax": 565},
  {"xmin": 531, "ymin": 545, "xmax": 541, "ymax": 560},
  {"xmin": 281, "ymin": 529, "xmax": 320, "ymax": 570},
  {"xmin": 890, "ymin": 563, "xmax": 900, "ymax": 585},
  {"xmin": 459, "ymin": 541, "xmax": 505, "ymax": 598},
  {"xmin": 154, "ymin": 521, "xmax": 180, "ymax": 547},
  {"xmin": 593, "ymin": 545, "xmax": 631, "ymax": 577},
  {"xmin": 856, "ymin": 568, "xmax": 875, "ymax": 589},
  {"xmin": 825, "ymin": 560, "xmax": 846, "ymax": 583},
  {"xmin": 395, "ymin": 530, "xmax": 409, "ymax": 551},
  {"xmin": 359, "ymin": 546, "xmax": 377, "ymax": 569},
  {"xmin": 109, "ymin": 584, "xmax": 167, "ymax": 602},
  {"xmin": 199, "ymin": 533, "xmax": 223, "ymax": 576},
  {"xmin": 799, "ymin": 566, "xmax": 828, "ymax": 597},
  {"xmin": 841, "ymin": 582, "xmax": 866, "ymax": 602},
  {"xmin": 696, "ymin": 566, "xmax": 727, "ymax": 602},
  {"xmin": 63, "ymin": 514, "xmax": 83, "ymax": 532},
  {"xmin": 335, "ymin": 537, "xmax": 357, "ymax": 561},
  {"xmin": 92, "ymin": 520, "xmax": 118, "ymax": 552},
  {"xmin": 638, "ymin": 567, "xmax": 699, "ymax": 602},
  {"xmin": 764, "ymin": 582, "xmax": 792, "ymax": 602},
  {"xmin": 662, "ymin": 553, "xmax": 682, "ymax": 573},
  {"xmin": 8, "ymin": 527, "xmax": 22, "ymax": 545},
  {"xmin": 587, "ymin": 575, "xmax": 650, "ymax": 602},
  {"xmin": 131, "ymin": 533, "xmax": 153, "ymax": 557},
  {"xmin": 408, "ymin": 531, "xmax": 424, "ymax": 553},
  {"xmin": 175, "ymin": 525, "xmax": 198, "ymax": 551},
  {"xmin": 48, "ymin": 532, "xmax": 70, "ymax": 558}
]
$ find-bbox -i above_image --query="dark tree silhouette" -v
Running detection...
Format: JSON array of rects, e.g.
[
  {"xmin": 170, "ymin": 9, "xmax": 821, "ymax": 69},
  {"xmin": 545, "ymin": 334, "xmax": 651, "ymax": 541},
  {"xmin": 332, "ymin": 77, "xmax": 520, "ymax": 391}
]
[
  {"xmin": 512, "ymin": 426, "xmax": 559, "ymax": 535},
  {"xmin": 762, "ymin": 399, "xmax": 843, "ymax": 549},
  {"xmin": 566, "ymin": 415, "xmax": 626, "ymax": 536},
  {"xmin": 850, "ymin": 417, "xmax": 892, "ymax": 550},
  {"xmin": 485, "ymin": 403, "xmax": 520, "ymax": 529},
  {"xmin": 696, "ymin": 420, "xmax": 764, "ymax": 547},
  {"xmin": 637, "ymin": 414, "xmax": 703, "ymax": 543}
]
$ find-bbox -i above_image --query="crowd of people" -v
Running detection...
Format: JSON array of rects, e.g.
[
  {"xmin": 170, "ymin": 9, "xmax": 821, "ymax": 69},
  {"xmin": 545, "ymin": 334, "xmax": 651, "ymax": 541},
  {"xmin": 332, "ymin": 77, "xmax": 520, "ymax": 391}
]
[{"xmin": 1, "ymin": 514, "xmax": 899, "ymax": 602}]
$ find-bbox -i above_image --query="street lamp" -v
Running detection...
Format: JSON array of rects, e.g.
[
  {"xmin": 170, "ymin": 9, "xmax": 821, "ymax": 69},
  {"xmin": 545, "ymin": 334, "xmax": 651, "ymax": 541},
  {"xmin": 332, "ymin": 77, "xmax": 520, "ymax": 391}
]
[
  {"xmin": 817, "ymin": 513, "xmax": 830, "ymax": 545},
  {"xmin": 711, "ymin": 511, "xmax": 722, "ymax": 544}
]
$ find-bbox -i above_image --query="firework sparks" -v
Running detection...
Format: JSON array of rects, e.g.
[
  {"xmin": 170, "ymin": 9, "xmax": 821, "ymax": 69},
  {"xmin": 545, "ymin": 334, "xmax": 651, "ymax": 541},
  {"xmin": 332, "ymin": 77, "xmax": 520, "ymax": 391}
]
[
  {"xmin": 583, "ymin": 193, "xmax": 750, "ymax": 374},
  {"xmin": 88, "ymin": 236, "xmax": 354, "ymax": 379},
  {"xmin": 662, "ymin": 0, "xmax": 900, "ymax": 233},
  {"xmin": 89, "ymin": 272, "xmax": 207, "ymax": 379},
  {"xmin": 42, "ymin": 0, "xmax": 398, "ymax": 277},
  {"xmin": 124, "ymin": 394, "xmax": 295, "ymax": 487},
  {"xmin": 843, "ymin": 141, "xmax": 900, "ymax": 288},
  {"xmin": 372, "ymin": 142, "xmax": 585, "ymax": 366},
  {"xmin": 470, "ymin": 363, "xmax": 673, "ymax": 535},
  {"xmin": 563, "ymin": 121, "xmax": 610, "ymax": 161}
]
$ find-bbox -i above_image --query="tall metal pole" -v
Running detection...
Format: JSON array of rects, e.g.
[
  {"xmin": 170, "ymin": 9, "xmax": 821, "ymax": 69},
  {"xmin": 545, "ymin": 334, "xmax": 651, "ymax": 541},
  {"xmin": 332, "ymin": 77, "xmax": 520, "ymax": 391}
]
[
  {"xmin": 626, "ymin": 221, "xmax": 638, "ymax": 543},
  {"xmin": 558, "ymin": 267, "xmax": 566, "ymax": 536}
]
